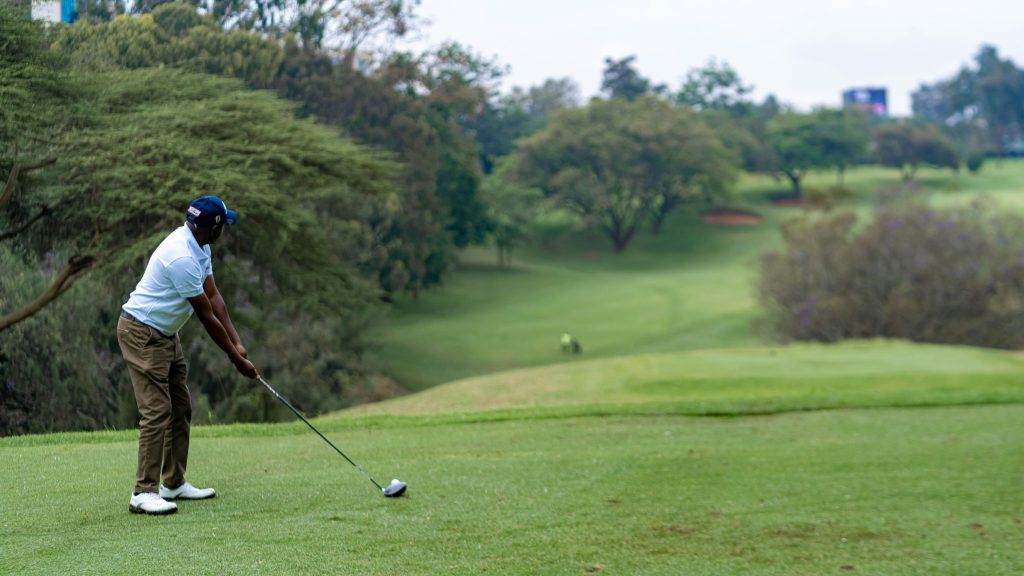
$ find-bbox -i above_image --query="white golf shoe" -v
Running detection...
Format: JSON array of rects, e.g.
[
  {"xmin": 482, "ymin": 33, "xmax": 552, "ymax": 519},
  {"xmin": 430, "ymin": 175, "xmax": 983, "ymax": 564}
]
[
  {"xmin": 159, "ymin": 482, "xmax": 216, "ymax": 501},
  {"xmin": 129, "ymin": 492, "xmax": 178, "ymax": 515}
]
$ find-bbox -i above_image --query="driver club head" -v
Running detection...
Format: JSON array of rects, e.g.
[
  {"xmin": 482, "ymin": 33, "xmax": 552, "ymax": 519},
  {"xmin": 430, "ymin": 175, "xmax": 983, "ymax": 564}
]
[{"xmin": 383, "ymin": 479, "xmax": 407, "ymax": 498}]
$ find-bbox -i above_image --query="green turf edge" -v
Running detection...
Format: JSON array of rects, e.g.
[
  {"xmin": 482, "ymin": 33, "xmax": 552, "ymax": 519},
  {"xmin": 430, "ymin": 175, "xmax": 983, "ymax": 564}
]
[{"xmin": 4, "ymin": 393, "xmax": 1023, "ymax": 449}]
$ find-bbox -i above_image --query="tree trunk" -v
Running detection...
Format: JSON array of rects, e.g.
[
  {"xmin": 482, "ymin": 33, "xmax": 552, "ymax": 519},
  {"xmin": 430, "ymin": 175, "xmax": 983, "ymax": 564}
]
[
  {"xmin": 609, "ymin": 223, "xmax": 636, "ymax": 252},
  {"xmin": 0, "ymin": 255, "xmax": 95, "ymax": 332},
  {"xmin": 784, "ymin": 170, "xmax": 802, "ymax": 197},
  {"xmin": 497, "ymin": 245, "xmax": 508, "ymax": 268},
  {"xmin": 650, "ymin": 201, "xmax": 674, "ymax": 236}
]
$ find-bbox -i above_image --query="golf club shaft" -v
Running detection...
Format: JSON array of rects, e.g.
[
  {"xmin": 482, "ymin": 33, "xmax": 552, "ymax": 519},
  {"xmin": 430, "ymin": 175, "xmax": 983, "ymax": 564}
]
[{"xmin": 258, "ymin": 376, "xmax": 384, "ymax": 491}]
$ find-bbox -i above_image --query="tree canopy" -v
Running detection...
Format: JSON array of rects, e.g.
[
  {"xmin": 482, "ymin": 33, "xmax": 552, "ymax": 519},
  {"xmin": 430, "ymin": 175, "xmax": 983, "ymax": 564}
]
[
  {"xmin": 765, "ymin": 109, "xmax": 869, "ymax": 196},
  {"xmin": 912, "ymin": 45, "xmax": 1024, "ymax": 152},
  {"xmin": 872, "ymin": 122, "xmax": 959, "ymax": 181},
  {"xmin": 675, "ymin": 59, "xmax": 754, "ymax": 113},
  {"xmin": 601, "ymin": 55, "xmax": 658, "ymax": 102},
  {"xmin": 512, "ymin": 96, "xmax": 737, "ymax": 251},
  {"xmin": 2, "ymin": 6, "xmax": 403, "ymax": 431}
]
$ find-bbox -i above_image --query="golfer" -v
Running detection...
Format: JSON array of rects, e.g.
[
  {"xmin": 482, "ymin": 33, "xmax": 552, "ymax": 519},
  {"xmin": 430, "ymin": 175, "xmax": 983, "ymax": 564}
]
[{"xmin": 117, "ymin": 196, "xmax": 258, "ymax": 515}]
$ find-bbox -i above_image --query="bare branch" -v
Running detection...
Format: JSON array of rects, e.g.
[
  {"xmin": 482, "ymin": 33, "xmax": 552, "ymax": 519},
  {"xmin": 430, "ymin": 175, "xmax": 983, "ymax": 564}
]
[
  {"xmin": 0, "ymin": 206, "xmax": 49, "ymax": 241},
  {"xmin": 0, "ymin": 255, "xmax": 96, "ymax": 333},
  {"xmin": 0, "ymin": 156, "xmax": 57, "ymax": 210}
]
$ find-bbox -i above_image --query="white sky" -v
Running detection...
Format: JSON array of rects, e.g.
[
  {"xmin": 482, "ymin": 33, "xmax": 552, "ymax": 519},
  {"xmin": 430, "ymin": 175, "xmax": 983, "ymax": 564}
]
[{"xmin": 408, "ymin": 0, "xmax": 1024, "ymax": 116}]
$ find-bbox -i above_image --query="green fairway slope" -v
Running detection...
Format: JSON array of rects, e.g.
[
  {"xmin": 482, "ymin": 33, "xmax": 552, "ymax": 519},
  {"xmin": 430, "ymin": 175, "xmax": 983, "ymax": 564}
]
[{"xmin": 350, "ymin": 341, "xmax": 1024, "ymax": 420}]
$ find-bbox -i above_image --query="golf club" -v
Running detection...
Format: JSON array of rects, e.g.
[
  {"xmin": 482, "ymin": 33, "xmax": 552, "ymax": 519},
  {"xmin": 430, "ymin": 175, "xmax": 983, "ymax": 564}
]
[{"xmin": 257, "ymin": 375, "xmax": 407, "ymax": 498}]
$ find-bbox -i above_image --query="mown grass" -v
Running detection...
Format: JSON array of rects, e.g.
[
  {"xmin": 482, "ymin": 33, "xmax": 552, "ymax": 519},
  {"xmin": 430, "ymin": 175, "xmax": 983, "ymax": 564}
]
[
  {"xmin": 4, "ymin": 338, "xmax": 1024, "ymax": 575},
  {"xmin": 2, "ymin": 404, "xmax": 1022, "ymax": 575},
  {"xmin": 349, "ymin": 341, "xmax": 1024, "ymax": 419}
]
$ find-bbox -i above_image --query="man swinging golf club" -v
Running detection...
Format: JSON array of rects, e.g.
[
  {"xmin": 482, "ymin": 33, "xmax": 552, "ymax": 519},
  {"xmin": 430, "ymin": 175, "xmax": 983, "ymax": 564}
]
[{"xmin": 117, "ymin": 196, "xmax": 258, "ymax": 515}]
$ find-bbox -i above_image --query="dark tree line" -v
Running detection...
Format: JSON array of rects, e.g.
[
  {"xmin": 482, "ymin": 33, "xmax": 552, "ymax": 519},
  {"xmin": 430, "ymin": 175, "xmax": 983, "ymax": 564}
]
[{"xmin": 913, "ymin": 45, "xmax": 1024, "ymax": 155}]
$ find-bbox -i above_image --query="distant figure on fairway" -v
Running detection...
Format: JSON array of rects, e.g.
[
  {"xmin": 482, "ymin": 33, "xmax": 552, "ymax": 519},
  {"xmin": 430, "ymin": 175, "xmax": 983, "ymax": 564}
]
[
  {"xmin": 560, "ymin": 332, "xmax": 582, "ymax": 354},
  {"xmin": 117, "ymin": 196, "xmax": 258, "ymax": 516}
]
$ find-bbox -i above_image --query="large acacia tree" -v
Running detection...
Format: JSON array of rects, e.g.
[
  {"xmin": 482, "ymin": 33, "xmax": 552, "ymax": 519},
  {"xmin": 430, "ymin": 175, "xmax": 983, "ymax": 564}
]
[
  {"xmin": 2, "ymin": 37, "xmax": 396, "ymax": 336},
  {"xmin": 512, "ymin": 95, "xmax": 737, "ymax": 251}
]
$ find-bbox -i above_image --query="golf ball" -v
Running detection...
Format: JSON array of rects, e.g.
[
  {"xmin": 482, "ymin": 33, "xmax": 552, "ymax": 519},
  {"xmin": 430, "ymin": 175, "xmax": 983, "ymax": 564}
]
[{"xmin": 391, "ymin": 479, "xmax": 401, "ymax": 485}]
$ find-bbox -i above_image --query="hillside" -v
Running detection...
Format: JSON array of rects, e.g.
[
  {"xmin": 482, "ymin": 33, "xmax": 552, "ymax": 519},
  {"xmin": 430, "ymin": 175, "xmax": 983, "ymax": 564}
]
[{"xmin": 368, "ymin": 162, "xmax": 1024, "ymax": 390}]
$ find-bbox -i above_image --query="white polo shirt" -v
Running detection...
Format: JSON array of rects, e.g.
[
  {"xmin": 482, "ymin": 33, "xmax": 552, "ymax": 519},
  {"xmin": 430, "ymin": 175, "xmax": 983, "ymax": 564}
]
[{"xmin": 123, "ymin": 225, "xmax": 213, "ymax": 336}]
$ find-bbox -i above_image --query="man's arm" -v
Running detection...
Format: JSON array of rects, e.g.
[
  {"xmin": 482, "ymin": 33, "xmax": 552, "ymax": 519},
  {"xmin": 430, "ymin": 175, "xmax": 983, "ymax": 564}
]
[
  {"xmin": 188, "ymin": 289, "xmax": 257, "ymax": 379},
  {"xmin": 202, "ymin": 275, "xmax": 245, "ymax": 357}
]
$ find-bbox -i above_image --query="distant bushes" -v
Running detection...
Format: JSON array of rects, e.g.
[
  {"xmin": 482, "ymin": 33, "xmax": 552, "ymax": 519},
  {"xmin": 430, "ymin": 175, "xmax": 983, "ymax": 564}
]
[{"xmin": 759, "ymin": 193, "xmax": 1024, "ymax": 348}]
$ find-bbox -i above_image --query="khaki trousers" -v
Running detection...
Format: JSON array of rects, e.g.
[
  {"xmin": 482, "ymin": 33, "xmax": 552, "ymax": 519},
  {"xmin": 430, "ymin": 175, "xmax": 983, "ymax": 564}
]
[{"xmin": 116, "ymin": 316, "xmax": 191, "ymax": 494}]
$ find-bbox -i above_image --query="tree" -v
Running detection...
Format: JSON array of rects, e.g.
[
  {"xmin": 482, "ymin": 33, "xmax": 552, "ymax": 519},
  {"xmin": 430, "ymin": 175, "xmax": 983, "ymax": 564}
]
[
  {"xmin": 513, "ymin": 96, "xmax": 736, "ymax": 251},
  {"xmin": 872, "ymin": 122, "xmax": 959, "ymax": 181},
  {"xmin": 412, "ymin": 42, "xmax": 505, "ymax": 248},
  {"xmin": 470, "ymin": 77, "xmax": 580, "ymax": 174},
  {"xmin": 54, "ymin": 6, "xmax": 474, "ymax": 298},
  {"xmin": 3, "ymin": 66, "xmax": 395, "ymax": 334},
  {"xmin": 481, "ymin": 160, "xmax": 543, "ymax": 267},
  {"xmin": 814, "ymin": 108, "xmax": 871, "ymax": 186},
  {"xmin": 126, "ymin": 0, "xmax": 422, "ymax": 57},
  {"xmin": 601, "ymin": 55, "xmax": 657, "ymax": 102},
  {"xmin": 912, "ymin": 45, "xmax": 1024, "ymax": 152},
  {"xmin": 275, "ymin": 41, "xmax": 454, "ymax": 296},
  {"xmin": 765, "ymin": 112, "xmax": 831, "ymax": 197},
  {"xmin": 675, "ymin": 59, "xmax": 754, "ymax": 113},
  {"xmin": 53, "ymin": 5, "xmax": 285, "ymax": 86},
  {"xmin": 521, "ymin": 77, "xmax": 579, "ymax": 129},
  {"xmin": 429, "ymin": 108, "xmax": 489, "ymax": 248},
  {"xmin": 469, "ymin": 95, "xmax": 531, "ymax": 174},
  {"xmin": 1, "ymin": 4, "xmax": 83, "ymax": 332},
  {"xmin": 6, "ymin": 67, "xmax": 399, "ymax": 428},
  {"xmin": 75, "ymin": 0, "xmax": 127, "ymax": 22}
]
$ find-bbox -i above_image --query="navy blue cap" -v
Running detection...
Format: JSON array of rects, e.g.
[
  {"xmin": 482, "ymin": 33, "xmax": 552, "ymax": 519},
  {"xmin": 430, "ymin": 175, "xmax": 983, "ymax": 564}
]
[{"xmin": 186, "ymin": 196, "xmax": 237, "ymax": 227}]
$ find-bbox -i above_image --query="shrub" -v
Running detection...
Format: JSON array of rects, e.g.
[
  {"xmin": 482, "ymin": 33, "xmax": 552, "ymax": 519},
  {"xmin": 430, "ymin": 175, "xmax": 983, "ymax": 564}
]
[
  {"xmin": 966, "ymin": 152, "xmax": 986, "ymax": 174},
  {"xmin": 759, "ymin": 195, "xmax": 1024, "ymax": 348}
]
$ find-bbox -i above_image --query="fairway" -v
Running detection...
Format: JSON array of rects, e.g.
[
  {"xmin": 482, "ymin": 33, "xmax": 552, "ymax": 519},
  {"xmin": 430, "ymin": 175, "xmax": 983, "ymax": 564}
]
[{"xmin": 2, "ymin": 405, "xmax": 1022, "ymax": 575}]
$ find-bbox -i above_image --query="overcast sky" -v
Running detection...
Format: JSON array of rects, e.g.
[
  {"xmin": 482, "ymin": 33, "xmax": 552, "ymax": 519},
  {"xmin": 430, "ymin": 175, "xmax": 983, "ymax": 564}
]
[{"xmin": 408, "ymin": 0, "xmax": 1024, "ymax": 116}]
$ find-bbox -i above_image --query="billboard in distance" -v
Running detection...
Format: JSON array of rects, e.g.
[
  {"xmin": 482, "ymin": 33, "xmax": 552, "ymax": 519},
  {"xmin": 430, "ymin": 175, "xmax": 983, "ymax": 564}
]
[
  {"xmin": 842, "ymin": 88, "xmax": 887, "ymax": 116},
  {"xmin": 31, "ymin": 0, "xmax": 77, "ymax": 24}
]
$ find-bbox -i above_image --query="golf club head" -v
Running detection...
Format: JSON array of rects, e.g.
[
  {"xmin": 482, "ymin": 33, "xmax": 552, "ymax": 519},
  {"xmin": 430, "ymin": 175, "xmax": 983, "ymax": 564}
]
[{"xmin": 383, "ymin": 479, "xmax": 407, "ymax": 498}]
